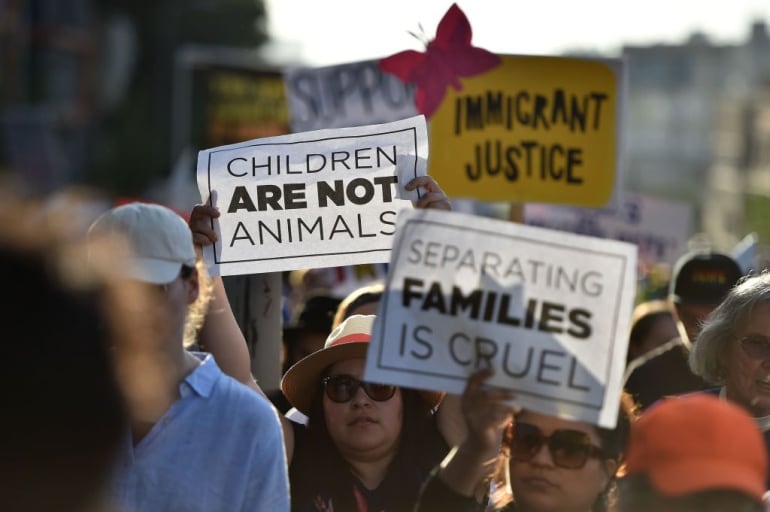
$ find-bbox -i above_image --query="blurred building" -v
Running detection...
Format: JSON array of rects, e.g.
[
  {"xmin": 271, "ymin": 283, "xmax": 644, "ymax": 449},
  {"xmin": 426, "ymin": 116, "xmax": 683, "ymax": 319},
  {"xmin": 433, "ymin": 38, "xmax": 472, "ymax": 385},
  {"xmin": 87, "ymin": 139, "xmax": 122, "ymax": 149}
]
[
  {"xmin": 0, "ymin": 0, "xmax": 268, "ymax": 198},
  {"xmin": 622, "ymin": 21, "xmax": 770, "ymax": 253},
  {"xmin": 705, "ymin": 82, "xmax": 770, "ymax": 260}
]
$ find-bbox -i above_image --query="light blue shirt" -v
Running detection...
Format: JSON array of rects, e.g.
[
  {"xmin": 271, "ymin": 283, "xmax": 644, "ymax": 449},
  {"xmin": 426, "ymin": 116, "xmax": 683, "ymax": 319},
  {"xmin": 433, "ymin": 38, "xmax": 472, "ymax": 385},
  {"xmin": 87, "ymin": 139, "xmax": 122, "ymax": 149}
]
[{"xmin": 111, "ymin": 353, "xmax": 289, "ymax": 512}]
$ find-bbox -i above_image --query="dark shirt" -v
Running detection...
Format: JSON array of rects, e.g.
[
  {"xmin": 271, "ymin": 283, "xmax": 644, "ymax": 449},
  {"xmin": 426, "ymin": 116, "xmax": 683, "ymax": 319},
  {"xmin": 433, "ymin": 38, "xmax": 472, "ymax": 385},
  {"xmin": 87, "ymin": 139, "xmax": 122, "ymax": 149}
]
[
  {"xmin": 290, "ymin": 416, "xmax": 448, "ymax": 512},
  {"xmin": 624, "ymin": 337, "xmax": 710, "ymax": 410},
  {"xmin": 266, "ymin": 388, "xmax": 293, "ymax": 415},
  {"xmin": 415, "ymin": 468, "xmax": 513, "ymax": 512}
]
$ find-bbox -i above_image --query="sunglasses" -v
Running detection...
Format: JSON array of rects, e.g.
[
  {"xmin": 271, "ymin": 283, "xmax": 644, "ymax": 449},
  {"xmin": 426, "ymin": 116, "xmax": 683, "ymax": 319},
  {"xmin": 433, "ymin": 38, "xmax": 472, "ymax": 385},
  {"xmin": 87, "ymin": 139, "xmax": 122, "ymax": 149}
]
[
  {"xmin": 322, "ymin": 374, "xmax": 397, "ymax": 403},
  {"xmin": 508, "ymin": 422, "xmax": 605, "ymax": 469},
  {"xmin": 739, "ymin": 335, "xmax": 770, "ymax": 360}
]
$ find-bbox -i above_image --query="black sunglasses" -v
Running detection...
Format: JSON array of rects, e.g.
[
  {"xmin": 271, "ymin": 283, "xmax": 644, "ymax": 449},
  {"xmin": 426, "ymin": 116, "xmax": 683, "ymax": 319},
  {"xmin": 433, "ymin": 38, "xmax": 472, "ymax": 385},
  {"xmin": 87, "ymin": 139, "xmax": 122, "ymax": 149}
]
[
  {"xmin": 739, "ymin": 335, "xmax": 770, "ymax": 360},
  {"xmin": 321, "ymin": 374, "xmax": 397, "ymax": 403},
  {"xmin": 508, "ymin": 422, "xmax": 605, "ymax": 469}
]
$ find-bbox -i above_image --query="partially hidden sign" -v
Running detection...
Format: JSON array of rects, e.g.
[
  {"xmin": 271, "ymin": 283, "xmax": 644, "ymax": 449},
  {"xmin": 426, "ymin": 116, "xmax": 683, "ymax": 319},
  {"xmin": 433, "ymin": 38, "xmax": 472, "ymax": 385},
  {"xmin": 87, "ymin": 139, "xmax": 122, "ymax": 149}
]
[
  {"xmin": 196, "ymin": 116, "xmax": 428, "ymax": 276},
  {"xmin": 427, "ymin": 55, "xmax": 624, "ymax": 206},
  {"xmin": 284, "ymin": 60, "xmax": 417, "ymax": 133},
  {"xmin": 364, "ymin": 208, "xmax": 637, "ymax": 428}
]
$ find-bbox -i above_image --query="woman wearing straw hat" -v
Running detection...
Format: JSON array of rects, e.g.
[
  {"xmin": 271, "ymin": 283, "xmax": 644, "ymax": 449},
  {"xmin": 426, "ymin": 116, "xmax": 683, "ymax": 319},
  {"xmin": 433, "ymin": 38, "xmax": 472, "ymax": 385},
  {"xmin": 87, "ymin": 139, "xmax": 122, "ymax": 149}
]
[{"xmin": 282, "ymin": 314, "xmax": 450, "ymax": 511}]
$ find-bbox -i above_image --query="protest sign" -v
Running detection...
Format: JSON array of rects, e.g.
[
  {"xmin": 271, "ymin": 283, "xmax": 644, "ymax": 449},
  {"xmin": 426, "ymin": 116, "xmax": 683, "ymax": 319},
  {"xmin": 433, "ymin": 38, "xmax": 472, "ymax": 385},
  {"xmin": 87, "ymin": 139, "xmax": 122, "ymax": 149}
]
[
  {"xmin": 196, "ymin": 115, "xmax": 428, "ymax": 276},
  {"xmin": 284, "ymin": 60, "xmax": 417, "ymax": 132},
  {"xmin": 364, "ymin": 208, "xmax": 637, "ymax": 428},
  {"xmin": 524, "ymin": 194, "xmax": 692, "ymax": 268},
  {"xmin": 426, "ymin": 55, "xmax": 624, "ymax": 207},
  {"xmin": 171, "ymin": 46, "xmax": 290, "ymax": 162}
]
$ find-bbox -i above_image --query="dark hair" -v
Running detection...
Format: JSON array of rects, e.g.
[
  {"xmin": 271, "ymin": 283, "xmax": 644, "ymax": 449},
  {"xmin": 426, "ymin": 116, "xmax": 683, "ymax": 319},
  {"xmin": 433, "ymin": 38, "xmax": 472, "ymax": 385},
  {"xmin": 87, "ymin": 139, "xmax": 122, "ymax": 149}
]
[
  {"xmin": 618, "ymin": 474, "xmax": 763, "ymax": 512},
  {"xmin": 0, "ymin": 243, "xmax": 126, "ymax": 512},
  {"xmin": 290, "ymin": 370, "xmax": 445, "ymax": 512},
  {"xmin": 627, "ymin": 300, "xmax": 674, "ymax": 363},
  {"xmin": 332, "ymin": 282, "xmax": 384, "ymax": 328}
]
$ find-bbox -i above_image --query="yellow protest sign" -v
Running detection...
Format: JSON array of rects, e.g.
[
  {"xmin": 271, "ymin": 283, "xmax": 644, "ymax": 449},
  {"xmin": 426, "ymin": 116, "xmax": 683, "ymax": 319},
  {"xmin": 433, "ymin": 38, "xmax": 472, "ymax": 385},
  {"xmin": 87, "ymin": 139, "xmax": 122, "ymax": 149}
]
[{"xmin": 428, "ymin": 55, "xmax": 621, "ymax": 206}]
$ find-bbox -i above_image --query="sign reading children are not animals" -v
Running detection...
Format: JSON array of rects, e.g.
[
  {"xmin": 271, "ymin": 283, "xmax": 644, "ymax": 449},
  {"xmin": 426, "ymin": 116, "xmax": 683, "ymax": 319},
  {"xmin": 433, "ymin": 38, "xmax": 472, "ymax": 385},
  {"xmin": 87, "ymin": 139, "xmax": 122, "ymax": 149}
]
[
  {"xmin": 196, "ymin": 116, "xmax": 428, "ymax": 276},
  {"xmin": 364, "ymin": 209, "xmax": 637, "ymax": 428}
]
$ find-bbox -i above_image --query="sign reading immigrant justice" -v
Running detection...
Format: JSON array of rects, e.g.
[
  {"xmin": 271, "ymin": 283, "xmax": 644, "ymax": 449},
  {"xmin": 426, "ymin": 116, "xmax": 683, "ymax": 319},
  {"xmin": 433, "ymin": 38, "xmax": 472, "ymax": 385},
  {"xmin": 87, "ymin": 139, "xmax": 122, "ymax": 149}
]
[
  {"xmin": 196, "ymin": 115, "xmax": 428, "ymax": 276},
  {"xmin": 364, "ymin": 208, "xmax": 637, "ymax": 428},
  {"xmin": 426, "ymin": 55, "xmax": 624, "ymax": 206}
]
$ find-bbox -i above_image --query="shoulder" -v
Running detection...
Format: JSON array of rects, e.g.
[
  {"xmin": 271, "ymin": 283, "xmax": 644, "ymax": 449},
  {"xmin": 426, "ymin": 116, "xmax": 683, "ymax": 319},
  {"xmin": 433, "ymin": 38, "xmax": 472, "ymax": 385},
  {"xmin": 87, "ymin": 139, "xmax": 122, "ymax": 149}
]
[
  {"xmin": 625, "ymin": 338, "xmax": 684, "ymax": 380},
  {"xmin": 205, "ymin": 367, "xmax": 283, "ymax": 429}
]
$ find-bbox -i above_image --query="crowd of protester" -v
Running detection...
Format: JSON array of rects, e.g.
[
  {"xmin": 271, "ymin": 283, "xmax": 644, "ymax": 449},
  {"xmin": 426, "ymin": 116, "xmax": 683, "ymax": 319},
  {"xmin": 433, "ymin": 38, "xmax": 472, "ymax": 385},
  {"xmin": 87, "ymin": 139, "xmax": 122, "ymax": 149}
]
[{"xmin": 5, "ymin": 176, "xmax": 770, "ymax": 512}]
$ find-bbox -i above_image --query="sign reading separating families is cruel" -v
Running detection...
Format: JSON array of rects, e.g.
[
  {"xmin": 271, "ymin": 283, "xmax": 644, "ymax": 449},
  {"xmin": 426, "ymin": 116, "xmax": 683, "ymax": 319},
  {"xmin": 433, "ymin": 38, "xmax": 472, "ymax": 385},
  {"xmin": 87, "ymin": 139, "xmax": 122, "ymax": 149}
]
[
  {"xmin": 364, "ymin": 209, "xmax": 637, "ymax": 428},
  {"xmin": 196, "ymin": 115, "xmax": 428, "ymax": 276}
]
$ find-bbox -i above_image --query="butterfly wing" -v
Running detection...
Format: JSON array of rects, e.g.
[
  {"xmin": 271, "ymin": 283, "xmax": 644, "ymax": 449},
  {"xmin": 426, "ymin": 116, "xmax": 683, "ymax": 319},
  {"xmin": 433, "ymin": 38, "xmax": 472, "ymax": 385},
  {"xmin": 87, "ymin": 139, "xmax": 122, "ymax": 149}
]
[
  {"xmin": 379, "ymin": 50, "xmax": 428, "ymax": 83},
  {"xmin": 433, "ymin": 3, "xmax": 472, "ymax": 48},
  {"xmin": 449, "ymin": 46, "xmax": 501, "ymax": 78}
]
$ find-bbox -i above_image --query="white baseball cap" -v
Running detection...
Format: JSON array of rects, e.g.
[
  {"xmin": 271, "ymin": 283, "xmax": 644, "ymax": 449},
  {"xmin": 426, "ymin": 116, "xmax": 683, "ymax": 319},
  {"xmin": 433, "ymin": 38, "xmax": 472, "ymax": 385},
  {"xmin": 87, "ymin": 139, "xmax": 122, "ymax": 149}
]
[{"xmin": 89, "ymin": 202, "xmax": 196, "ymax": 284}]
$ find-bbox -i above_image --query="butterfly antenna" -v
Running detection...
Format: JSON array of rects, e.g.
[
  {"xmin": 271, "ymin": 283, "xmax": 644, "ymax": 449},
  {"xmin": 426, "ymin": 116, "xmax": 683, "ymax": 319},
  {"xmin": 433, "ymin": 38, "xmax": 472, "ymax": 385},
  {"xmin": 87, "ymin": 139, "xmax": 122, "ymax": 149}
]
[{"xmin": 407, "ymin": 22, "xmax": 430, "ymax": 48}]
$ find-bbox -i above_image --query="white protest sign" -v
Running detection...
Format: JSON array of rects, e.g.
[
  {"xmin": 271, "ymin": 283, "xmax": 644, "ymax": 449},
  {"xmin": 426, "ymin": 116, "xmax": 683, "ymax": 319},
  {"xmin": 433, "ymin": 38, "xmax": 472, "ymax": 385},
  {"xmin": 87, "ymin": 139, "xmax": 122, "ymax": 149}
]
[
  {"xmin": 364, "ymin": 209, "xmax": 637, "ymax": 428},
  {"xmin": 197, "ymin": 115, "xmax": 428, "ymax": 276},
  {"xmin": 284, "ymin": 60, "xmax": 417, "ymax": 132},
  {"xmin": 524, "ymin": 194, "xmax": 692, "ymax": 267}
]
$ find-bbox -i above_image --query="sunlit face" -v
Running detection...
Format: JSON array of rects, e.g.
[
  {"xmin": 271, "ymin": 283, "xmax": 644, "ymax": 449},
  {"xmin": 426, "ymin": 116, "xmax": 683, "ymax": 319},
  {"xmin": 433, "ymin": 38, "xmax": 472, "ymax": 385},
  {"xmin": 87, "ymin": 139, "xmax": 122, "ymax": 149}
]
[
  {"xmin": 323, "ymin": 358, "xmax": 403, "ymax": 463},
  {"xmin": 723, "ymin": 301, "xmax": 770, "ymax": 417},
  {"xmin": 674, "ymin": 303, "xmax": 716, "ymax": 344},
  {"xmin": 508, "ymin": 411, "xmax": 615, "ymax": 512}
]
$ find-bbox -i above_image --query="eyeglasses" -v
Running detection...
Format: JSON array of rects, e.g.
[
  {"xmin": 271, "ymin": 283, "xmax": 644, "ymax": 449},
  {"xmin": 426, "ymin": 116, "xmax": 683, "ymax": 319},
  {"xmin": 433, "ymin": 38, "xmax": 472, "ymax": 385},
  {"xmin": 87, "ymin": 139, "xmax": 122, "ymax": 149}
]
[
  {"xmin": 508, "ymin": 422, "xmax": 605, "ymax": 469},
  {"xmin": 321, "ymin": 375, "xmax": 397, "ymax": 403},
  {"xmin": 739, "ymin": 335, "xmax": 770, "ymax": 360}
]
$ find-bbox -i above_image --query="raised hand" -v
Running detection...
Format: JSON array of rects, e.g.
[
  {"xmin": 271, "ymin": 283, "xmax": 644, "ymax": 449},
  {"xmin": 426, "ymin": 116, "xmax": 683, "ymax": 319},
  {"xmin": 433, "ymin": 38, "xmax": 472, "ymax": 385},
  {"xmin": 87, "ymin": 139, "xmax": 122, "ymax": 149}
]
[{"xmin": 406, "ymin": 176, "xmax": 452, "ymax": 211}]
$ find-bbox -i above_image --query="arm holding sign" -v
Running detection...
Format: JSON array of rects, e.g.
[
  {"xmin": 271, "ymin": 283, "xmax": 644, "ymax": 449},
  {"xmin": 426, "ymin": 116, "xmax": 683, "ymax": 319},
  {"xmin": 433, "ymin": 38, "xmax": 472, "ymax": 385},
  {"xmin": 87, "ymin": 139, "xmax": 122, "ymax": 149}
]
[
  {"xmin": 189, "ymin": 204, "xmax": 297, "ymax": 462},
  {"xmin": 190, "ymin": 204, "xmax": 261, "ymax": 393},
  {"xmin": 416, "ymin": 370, "xmax": 516, "ymax": 511}
]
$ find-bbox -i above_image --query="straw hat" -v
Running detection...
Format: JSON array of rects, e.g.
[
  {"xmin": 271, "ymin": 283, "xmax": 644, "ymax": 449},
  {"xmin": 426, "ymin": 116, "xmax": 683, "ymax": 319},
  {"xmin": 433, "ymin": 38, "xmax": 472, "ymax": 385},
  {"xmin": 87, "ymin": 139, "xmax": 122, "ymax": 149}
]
[{"xmin": 281, "ymin": 315, "xmax": 443, "ymax": 415}]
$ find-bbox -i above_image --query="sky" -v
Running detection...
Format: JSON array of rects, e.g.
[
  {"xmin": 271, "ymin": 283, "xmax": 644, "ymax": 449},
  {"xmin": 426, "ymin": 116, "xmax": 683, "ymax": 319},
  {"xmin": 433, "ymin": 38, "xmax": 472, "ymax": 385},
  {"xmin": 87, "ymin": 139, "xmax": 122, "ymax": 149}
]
[{"xmin": 264, "ymin": 0, "xmax": 770, "ymax": 66}]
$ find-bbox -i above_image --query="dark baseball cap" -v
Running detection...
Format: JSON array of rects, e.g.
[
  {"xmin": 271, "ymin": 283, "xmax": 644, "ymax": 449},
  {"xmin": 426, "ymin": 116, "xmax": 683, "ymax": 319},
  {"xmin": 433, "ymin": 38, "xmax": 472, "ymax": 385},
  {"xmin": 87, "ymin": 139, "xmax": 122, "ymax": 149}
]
[{"xmin": 669, "ymin": 251, "xmax": 743, "ymax": 305}]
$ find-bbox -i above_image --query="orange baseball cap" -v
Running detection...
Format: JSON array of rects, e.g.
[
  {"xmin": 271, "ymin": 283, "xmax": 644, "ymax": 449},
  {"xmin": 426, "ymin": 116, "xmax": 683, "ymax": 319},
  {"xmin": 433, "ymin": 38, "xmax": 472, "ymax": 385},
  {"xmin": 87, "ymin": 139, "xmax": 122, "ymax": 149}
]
[{"xmin": 625, "ymin": 394, "xmax": 767, "ymax": 502}]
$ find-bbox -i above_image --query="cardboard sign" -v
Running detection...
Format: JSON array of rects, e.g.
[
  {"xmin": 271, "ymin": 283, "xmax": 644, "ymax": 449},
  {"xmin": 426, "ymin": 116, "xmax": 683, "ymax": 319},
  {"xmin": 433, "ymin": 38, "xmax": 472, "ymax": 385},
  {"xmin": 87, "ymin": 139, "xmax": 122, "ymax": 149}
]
[
  {"xmin": 196, "ymin": 116, "xmax": 428, "ymax": 276},
  {"xmin": 525, "ymin": 194, "xmax": 693, "ymax": 268},
  {"xmin": 284, "ymin": 60, "xmax": 418, "ymax": 133},
  {"xmin": 427, "ymin": 55, "xmax": 624, "ymax": 207},
  {"xmin": 364, "ymin": 208, "xmax": 637, "ymax": 428}
]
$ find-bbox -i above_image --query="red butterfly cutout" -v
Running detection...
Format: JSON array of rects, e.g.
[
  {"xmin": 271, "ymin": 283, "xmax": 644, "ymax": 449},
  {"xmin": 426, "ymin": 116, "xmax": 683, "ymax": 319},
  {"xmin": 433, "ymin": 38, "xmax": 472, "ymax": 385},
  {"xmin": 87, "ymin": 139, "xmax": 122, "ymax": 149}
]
[{"xmin": 379, "ymin": 3, "xmax": 501, "ymax": 118}]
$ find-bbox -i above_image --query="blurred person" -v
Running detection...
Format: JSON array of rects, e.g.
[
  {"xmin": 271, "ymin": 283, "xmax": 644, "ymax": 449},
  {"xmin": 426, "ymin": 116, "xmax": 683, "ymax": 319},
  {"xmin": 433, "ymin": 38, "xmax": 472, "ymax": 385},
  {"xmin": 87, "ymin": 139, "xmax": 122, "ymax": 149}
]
[
  {"xmin": 268, "ymin": 293, "xmax": 342, "ymax": 413},
  {"xmin": 332, "ymin": 281, "xmax": 385, "ymax": 328},
  {"xmin": 416, "ymin": 370, "xmax": 636, "ymax": 512},
  {"xmin": 625, "ymin": 299, "xmax": 678, "ymax": 364},
  {"xmin": 624, "ymin": 251, "xmax": 743, "ymax": 409},
  {"xmin": 0, "ymin": 198, "xmax": 126, "ymax": 512},
  {"xmin": 88, "ymin": 202, "xmax": 289, "ymax": 512},
  {"xmin": 689, "ymin": 270, "xmax": 770, "ymax": 488},
  {"xmin": 618, "ymin": 394, "xmax": 766, "ymax": 512}
]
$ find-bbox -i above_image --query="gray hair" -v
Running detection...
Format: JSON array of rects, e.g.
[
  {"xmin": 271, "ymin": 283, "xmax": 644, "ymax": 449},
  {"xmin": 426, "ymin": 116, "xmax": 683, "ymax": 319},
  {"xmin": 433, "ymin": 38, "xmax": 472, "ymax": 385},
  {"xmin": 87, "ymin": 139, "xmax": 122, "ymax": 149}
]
[{"xmin": 690, "ymin": 271, "xmax": 770, "ymax": 383}]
